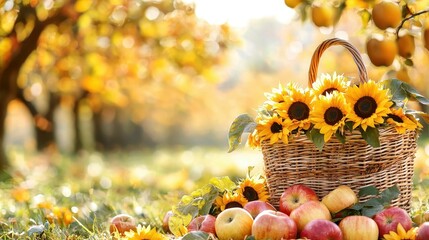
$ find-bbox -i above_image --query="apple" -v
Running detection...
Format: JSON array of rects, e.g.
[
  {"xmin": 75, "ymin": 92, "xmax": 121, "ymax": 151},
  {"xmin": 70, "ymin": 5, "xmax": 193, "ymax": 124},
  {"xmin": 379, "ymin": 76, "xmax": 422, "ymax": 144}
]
[
  {"xmin": 187, "ymin": 214, "xmax": 216, "ymax": 235},
  {"xmin": 109, "ymin": 213, "xmax": 137, "ymax": 236},
  {"xmin": 279, "ymin": 184, "xmax": 319, "ymax": 215},
  {"xmin": 373, "ymin": 206, "xmax": 413, "ymax": 238},
  {"xmin": 416, "ymin": 222, "xmax": 429, "ymax": 240},
  {"xmin": 339, "ymin": 215, "xmax": 378, "ymax": 240},
  {"xmin": 321, "ymin": 185, "xmax": 358, "ymax": 214},
  {"xmin": 162, "ymin": 210, "xmax": 173, "ymax": 233},
  {"xmin": 300, "ymin": 219, "xmax": 343, "ymax": 240},
  {"xmin": 289, "ymin": 200, "xmax": 331, "ymax": 232},
  {"xmin": 244, "ymin": 200, "xmax": 276, "ymax": 219},
  {"xmin": 215, "ymin": 208, "xmax": 253, "ymax": 240},
  {"xmin": 251, "ymin": 210, "xmax": 297, "ymax": 240}
]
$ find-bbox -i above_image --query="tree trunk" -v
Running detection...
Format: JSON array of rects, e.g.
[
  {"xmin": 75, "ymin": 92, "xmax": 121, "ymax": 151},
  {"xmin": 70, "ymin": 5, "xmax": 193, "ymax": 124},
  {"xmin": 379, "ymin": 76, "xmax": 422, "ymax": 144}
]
[{"xmin": 0, "ymin": 4, "xmax": 74, "ymax": 171}]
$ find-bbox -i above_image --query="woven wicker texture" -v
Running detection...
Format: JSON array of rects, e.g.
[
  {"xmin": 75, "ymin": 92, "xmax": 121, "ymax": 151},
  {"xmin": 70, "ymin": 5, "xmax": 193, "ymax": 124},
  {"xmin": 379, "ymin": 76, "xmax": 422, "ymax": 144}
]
[{"xmin": 262, "ymin": 38, "xmax": 418, "ymax": 212}]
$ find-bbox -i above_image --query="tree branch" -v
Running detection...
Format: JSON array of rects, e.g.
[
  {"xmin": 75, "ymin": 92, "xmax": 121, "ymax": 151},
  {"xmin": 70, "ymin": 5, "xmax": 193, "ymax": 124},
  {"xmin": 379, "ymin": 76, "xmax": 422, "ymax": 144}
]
[{"xmin": 396, "ymin": 9, "xmax": 429, "ymax": 37}]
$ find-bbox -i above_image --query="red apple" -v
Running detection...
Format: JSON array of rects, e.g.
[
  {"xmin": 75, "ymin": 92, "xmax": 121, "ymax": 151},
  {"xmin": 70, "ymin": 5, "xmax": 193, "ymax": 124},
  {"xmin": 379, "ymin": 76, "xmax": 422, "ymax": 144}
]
[
  {"xmin": 244, "ymin": 200, "xmax": 276, "ymax": 219},
  {"xmin": 373, "ymin": 206, "xmax": 413, "ymax": 238},
  {"xmin": 187, "ymin": 214, "xmax": 216, "ymax": 235},
  {"xmin": 251, "ymin": 210, "xmax": 297, "ymax": 240},
  {"xmin": 300, "ymin": 219, "xmax": 343, "ymax": 240},
  {"xmin": 289, "ymin": 200, "xmax": 331, "ymax": 232},
  {"xmin": 109, "ymin": 213, "xmax": 137, "ymax": 236},
  {"xmin": 339, "ymin": 215, "xmax": 378, "ymax": 240},
  {"xmin": 416, "ymin": 222, "xmax": 429, "ymax": 240},
  {"xmin": 215, "ymin": 208, "xmax": 253, "ymax": 240},
  {"xmin": 321, "ymin": 185, "xmax": 358, "ymax": 214},
  {"xmin": 279, "ymin": 184, "xmax": 319, "ymax": 215},
  {"xmin": 162, "ymin": 210, "xmax": 173, "ymax": 233}
]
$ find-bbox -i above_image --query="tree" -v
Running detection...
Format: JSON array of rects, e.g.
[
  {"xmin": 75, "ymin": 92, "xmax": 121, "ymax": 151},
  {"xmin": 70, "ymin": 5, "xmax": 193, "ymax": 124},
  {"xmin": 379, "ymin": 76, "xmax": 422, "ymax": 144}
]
[{"xmin": 0, "ymin": 0, "xmax": 235, "ymax": 171}]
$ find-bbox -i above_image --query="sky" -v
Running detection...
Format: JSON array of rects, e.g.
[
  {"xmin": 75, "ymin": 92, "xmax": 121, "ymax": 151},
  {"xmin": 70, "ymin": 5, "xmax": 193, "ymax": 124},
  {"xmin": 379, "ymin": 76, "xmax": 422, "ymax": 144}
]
[{"xmin": 192, "ymin": 0, "xmax": 295, "ymax": 27}]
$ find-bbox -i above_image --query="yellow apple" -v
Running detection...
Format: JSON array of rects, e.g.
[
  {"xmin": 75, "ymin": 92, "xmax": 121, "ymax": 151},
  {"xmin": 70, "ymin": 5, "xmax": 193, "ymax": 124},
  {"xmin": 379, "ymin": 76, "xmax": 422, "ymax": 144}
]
[
  {"xmin": 311, "ymin": 5, "xmax": 335, "ymax": 27},
  {"xmin": 339, "ymin": 216, "xmax": 378, "ymax": 240},
  {"xmin": 397, "ymin": 34, "xmax": 415, "ymax": 58},
  {"xmin": 322, "ymin": 185, "xmax": 358, "ymax": 214},
  {"xmin": 366, "ymin": 37, "xmax": 398, "ymax": 67},
  {"xmin": 372, "ymin": 1, "xmax": 402, "ymax": 30},
  {"xmin": 289, "ymin": 200, "xmax": 331, "ymax": 232},
  {"xmin": 215, "ymin": 208, "xmax": 253, "ymax": 240},
  {"xmin": 284, "ymin": 0, "xmax": 302, "ymax": 8}
]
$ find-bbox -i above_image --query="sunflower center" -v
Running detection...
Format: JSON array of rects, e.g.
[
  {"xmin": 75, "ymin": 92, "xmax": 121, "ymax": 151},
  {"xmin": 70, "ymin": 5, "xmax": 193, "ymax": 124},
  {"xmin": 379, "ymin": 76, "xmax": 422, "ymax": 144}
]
[
  {"xmin": 387, "ymin": 114, "xmax": 404, "ymax": 123},
  {"xmin": 243, "ymin": 186, "xmax": 259, "ymax": 201},
  {"xmin": 225, "ymin": 201, "xmax": 243, "ymax": 209},
  {"xmin": 324, "ymin": 107, "xmax": 344, "ymax": 125},
  {"xmin": 321, "ymin": 88, "xmax": 338, "ymax": 96},
  {"xmin": 288, "ymin": 101, "xmax": 310, "ymax": 120},
  {"xmin": 354, "ymin": 96, "xmax": 377, "ymax": 118},
  {"xmin": 270, "ymin": 122, "xmax": 283, "ymax": 133}
]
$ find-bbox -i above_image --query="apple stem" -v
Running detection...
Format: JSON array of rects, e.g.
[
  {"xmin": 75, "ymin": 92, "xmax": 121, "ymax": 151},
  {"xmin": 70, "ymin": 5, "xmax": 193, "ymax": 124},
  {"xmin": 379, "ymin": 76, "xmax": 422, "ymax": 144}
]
[{"xmin": 396, "ymin": 8, "xmax": 429, "ymax": 37}]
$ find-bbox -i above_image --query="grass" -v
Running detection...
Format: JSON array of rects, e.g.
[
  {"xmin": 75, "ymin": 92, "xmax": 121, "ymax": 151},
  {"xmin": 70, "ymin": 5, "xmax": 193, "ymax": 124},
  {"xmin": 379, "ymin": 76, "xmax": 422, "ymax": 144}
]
[{"xmin": 0, "ymin": 145, "xmax": 428, "ymax": 239}]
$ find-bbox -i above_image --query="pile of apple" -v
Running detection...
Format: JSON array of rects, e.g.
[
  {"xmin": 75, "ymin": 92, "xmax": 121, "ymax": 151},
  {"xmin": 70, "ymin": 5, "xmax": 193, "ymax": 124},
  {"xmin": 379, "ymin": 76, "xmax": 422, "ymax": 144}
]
[{"xmin": 182, "ymin": 184, "xmax": 429, "ymax": 240}]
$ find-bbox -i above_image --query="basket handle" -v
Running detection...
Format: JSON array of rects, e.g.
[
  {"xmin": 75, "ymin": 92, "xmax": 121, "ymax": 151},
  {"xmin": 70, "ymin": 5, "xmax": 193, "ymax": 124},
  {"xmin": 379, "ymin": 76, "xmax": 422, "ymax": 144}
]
[{"xmin": 308, "ymin": 38, "xmax": 368, "ymax": 87}]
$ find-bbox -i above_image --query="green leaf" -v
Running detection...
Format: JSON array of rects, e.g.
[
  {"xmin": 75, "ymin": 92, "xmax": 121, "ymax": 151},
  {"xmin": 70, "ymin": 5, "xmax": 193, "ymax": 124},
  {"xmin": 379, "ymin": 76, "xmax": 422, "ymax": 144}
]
[
  {"xmin": 358, "ymin": 185, "xmax": 379, "ymax": 197},
  {"xmin": 361, "ymin": 204, "xmax": 385, "ymax": 218},
  {"xmin": 182, "ymin": 231, "xmax": 210, "ymax": 240},
  {"xmin": 401, "ymin": 82, "xmax": 429, "ymax": 105},
  {"xmin": 209, "ymin": 176, "xmax": 236, "ymax": 192},
  {"xmin": 228, "ymin": 114, "xmax": 256, "ymax": 153},
  {"xmin": 348, "ymin": 202, "xmax": 365, "ymax": 211},
  {"xmin": 360, "ymin": 127, "xmax": 380, "ymax": 148},
  {"xmin": 335, "ymin": 131, "xmax": 346, "ymax": 144},
  {"xmin": 308, "ymin": 128, "xmax": 325, "ymax": 151},
  {"xmin": 245, "ymin": 236, "xmax": 256, "ymax": 240},
  {"xmin": 383, "ymin": 79, "xmax": 407, "ymax": 103},
  {"xmin": 345, "ymin": 121, "xmax": 354, "ymax": 132},
  {"xmin": 380, "ymin": 185, "xmax": 400, "ymax": 205}
]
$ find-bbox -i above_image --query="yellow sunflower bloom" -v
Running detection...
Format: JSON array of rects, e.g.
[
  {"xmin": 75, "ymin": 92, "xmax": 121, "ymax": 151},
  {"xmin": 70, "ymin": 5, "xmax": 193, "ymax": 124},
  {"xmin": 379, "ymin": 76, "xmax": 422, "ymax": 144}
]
[
  {"xmin": 311, "ymin": 92, "xmax": 350, "ymax": 142},
  {"xmin": 312, "ymin": 73, "xmax": 350, "ymax": 97},
  {"xmin": 123, "ymin": 225, "xmax": 168, "ymax": 240},
  {"xmin": 276, "ymin": 87, "xmax": 313, "ymax": 131},
  {"xmin": 386, "ymin": 108, "xmax": 420, "ymax": 134},
  {"xmin": 345, "ymin": 80, "xmax": 393, "ymax": 131},
  {"xmin": 264, "ymin": 82, "xmax": 296, "ymax": 111},
  {"xmin": 237, "ymin": 176, "xmax": 269, "ymax": 202},
  {"xmin": 215, "ymin": 191, "xmax": 248, "ymax": 211},
  {"xmin": 255, "ymin": 114, "xmax": 291, "ymax": 145},
  {"xmin": 383, "ymin": 223, "xmax": 417, "ymax": 240},
  {"xmin": 247, "ymin": 130, "xmax": 261, "ymax": 148}
]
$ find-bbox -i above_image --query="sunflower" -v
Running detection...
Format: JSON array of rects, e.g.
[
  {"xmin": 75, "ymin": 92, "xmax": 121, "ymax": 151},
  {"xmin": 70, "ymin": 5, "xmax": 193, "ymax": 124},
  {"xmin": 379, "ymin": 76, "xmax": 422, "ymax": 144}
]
[
  {"xmin": 255, "ymin": 114, "xmax": 291, "ymax": 144},
  {"xmin": 311, "ymin": 92, "xmax": 350, "ymax": 142},
  {"xmin": 386, "ymin": 108, "xmax": 420, "ymax": 134},
  {"xmin": 383, "ymin": 223, "xmax": 417, "ymax": 240},
  {"xmin": 264, "ymin": 82, "xmax": 295, "ymax": 111},
  {"xmin": 312, "ymin": 73, "xmax": 350, "ymax": 97},
  {"xmin": 247, "ymin": 130, "xmax": 261, "ymax": 148},
  {"xmin": 123, "ymin": 225, "xmax": 168, "ymax": 240},
  {"xmin": 345, "ymin": 80, "xmax": 393, "ymax": 131},
  {"xmin": 215, "ymin": 191, "xmax": 248, "ymax": 211},
  {"xmin": 276, "ymin": 87, "xmax": 313, "ymax": 131},
  {"xmin": 237, "ymin": 176, "xmax": 269, "ymax": 202}
]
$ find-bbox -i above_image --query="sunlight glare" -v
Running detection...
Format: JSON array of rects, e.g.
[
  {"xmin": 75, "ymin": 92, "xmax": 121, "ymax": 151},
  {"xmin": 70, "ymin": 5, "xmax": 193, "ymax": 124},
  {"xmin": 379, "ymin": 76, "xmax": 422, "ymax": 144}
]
[{"xmin": 193, "ymin": 0, "xmax": 295, "ymax": 27}]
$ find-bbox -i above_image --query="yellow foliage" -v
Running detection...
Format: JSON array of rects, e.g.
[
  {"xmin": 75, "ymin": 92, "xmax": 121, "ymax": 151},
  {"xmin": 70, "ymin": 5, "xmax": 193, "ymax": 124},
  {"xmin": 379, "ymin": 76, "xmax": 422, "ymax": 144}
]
[
  {"xmin": 0, "ymin": 10, "xmax": 18, "ymax": 35},
  {"xmin": 74, "ymin": 0, "xmax": 92, "ymax": 13},
  {"xmin": 81, "ymin": 76, "xmax": 104, "ymax": 93}
]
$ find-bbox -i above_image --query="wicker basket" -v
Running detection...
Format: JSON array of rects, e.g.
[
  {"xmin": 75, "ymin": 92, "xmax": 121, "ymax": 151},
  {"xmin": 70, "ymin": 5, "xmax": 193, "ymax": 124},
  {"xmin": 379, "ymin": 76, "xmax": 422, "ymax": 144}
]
[{"xmin": 262, "ymin": 38, "xmax": 418, "ymax": 212}]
